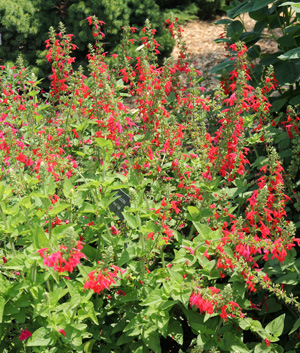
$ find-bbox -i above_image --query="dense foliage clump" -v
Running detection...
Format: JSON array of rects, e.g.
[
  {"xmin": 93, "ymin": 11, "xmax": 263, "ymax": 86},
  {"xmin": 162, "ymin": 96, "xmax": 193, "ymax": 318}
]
[{"xmin": 1, "ymin": 14, "xmax": 300, "ymax": 352}]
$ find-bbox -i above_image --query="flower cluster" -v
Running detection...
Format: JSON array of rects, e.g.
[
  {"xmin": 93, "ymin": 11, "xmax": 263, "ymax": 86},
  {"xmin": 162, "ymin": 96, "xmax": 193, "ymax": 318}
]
[
  {"xmin": 84, "ymin": 265, "xmax": 122, "ymax": 294},
  {"xmin": 38, "ymin": 241, "xmax": 85, "ymax": 273},
  {"xmin": 190, "ymin": 287, "xmax": 242, "ymax": 320}
]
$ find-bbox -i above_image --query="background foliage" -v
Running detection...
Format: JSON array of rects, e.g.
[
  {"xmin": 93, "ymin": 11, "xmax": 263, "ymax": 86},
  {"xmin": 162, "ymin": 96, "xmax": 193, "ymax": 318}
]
[{"xmin": 0, "ymin": 0, "xmax": 228, "ymax": 82}]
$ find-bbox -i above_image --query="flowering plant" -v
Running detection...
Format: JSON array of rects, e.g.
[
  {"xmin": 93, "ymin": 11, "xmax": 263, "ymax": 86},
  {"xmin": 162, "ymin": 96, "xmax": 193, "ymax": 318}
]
[{"xmin": 0, "ymin": 16, "xmax": 299, "ymax": 353}]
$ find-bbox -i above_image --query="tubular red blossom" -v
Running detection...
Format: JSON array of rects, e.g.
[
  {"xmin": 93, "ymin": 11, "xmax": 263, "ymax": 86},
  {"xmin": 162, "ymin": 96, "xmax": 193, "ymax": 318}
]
[
  {"xmin": 20, "ymin": 327, "xmax": 32, "ymax": 341},
  {"xmin": 38, "ymin": 241, "xmax": 86, "ymax": 273},
  {"xmin": 59, "ymin": 329, "xmax": 66, "ymax": 338},
  {"xmin": 84, "ymin": 266, "xmax": 122, "ymax": 294}
]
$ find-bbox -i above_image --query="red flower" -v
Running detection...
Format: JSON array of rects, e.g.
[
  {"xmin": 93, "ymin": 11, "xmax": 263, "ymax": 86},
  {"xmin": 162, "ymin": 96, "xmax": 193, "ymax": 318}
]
[
  {"xmin": 20, "ymin": 327, "xmax": 32, "ymax": 341},
  {"xmin": 265, "ymin": 338, "xmax": 271, "ymax": 347},
  {"xmin": 84, "ymin": 265, "xmax": 121, "ymax": 294},
  {"xmin": 38, "ymin": 241, "xmax": 86, "ymax": 274},
  {"xmin": 59, "ymin": 329, "xmax": 66, "ymax": 338}
]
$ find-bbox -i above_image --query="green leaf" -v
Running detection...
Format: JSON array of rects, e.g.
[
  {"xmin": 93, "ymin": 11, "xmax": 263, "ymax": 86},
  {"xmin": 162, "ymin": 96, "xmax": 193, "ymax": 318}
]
[
  {"xmin": 142, "ymin": 330, "xmax": 161, "ymax": 353},
  {"xmin": 280, "ymin": 2, "xmax": 300, "ymax": 13},
  {"xmin": 289, "ymin": 95, "xmax": 300, "ymax": 105},
  {"xmin": 265, "ymin": 314, "xmax": 285, "ymax": 338},
  {"xmin": 63, "ymin": 177, "xmax": 73, "ymax": 198},
  {"xmin": 27, "ymin": 327, "xmax": 51, "ymax": 346},
  {"xmin": 95, "ymin": 137, "xmax": 113, "ymax": 149},
  {"xmin": 4, "ymin": 254, "xmax": 25, "ymax": 270},
  {"xmin": 223, "ymin": 332, "xmax": 250, "ymax": 352},
  {"xmin": 118, "ymin": 247, "xmax": 138, "ymax": 266},
  {"xmin": 277, "ymin": 35, "xmax": 298, "ymax": 50},
  {"xmin": 43, "ymin": 174, "xmax": 56, "ymax": 196},
  {"xmin": 142, "ymin": 289, "xmax": 165, "ymax": 306},
  {"xmin": 227, "ymin": 20, "xmax": 244, "ymax": 41},
  {"xmin": 278, "ymin": 48, "xmax": 300, "ymax": 60},
  {"xmin": 49, "ymin": 203, "xmax": 70, "ymax": 217},
  {"xmin": 123, "ymin": 213, "xmax": 139, "ymax": 229},
  {"xmin": 49, "ymin": 287, "xmax": 68, "ymax": 307},
  {"xmin": 289, "ymin": 317, "xmax": 300, "ymax": 334},
  {"xmin": 193, "ymin": 222, "xmax": 220, "ymax": 241},
  {"xmin": 227, "ymin": 0, "xmax": 274, "ymax": 18},
  {"xmin": 270, "ymin": 98, "xmax": 288, "ymax": 112},
  {"xmin": 168, "ymin": 321, "xmax": 183, "ymax": 345},
  {"xmin": 168, "ymin": 268, "xmax": 183, "ymax": 284},
  {"xmin": 275, "ymin": 60, "xmax": 300, "ymax": 85},
  {"xmin": 182, "ymin": 308, "xmax": 207, "ymax": 333},
  {"xmin": 275, "ymin": 272, "xmax": 298, "ymax": 285},
  {"xmin": 83, "ymin": 339, "xmax": 96, "ymax": 353},
  {"xmin": 82, "ymin": 244, "xmax": 97, "ymax": 261},
  {"xmin": 209, "ymin": 58, "xmax": 235, "ymax": 75},
  {"xmin": 0, "ymin": 296, "xmax": 5, "ymax": 323},
  {"xmin": 33, "ymin": 224, "xmax": 49, "ymax": 249},
  {"xmin": 187, "ymin": 206, "xmax": 200, "ymax": 220},
  {"xmin": 253, "ymin": 343, "xmax": 273, "ymax": 353},
  {"xmin": 214, "ymin": 19, "xmax": 233, "ymax": 25}
]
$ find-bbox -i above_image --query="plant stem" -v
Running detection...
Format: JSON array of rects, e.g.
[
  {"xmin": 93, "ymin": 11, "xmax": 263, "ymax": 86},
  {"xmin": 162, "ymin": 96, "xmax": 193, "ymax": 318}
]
[
  {"xmin": 0, "ymin": 204, "xmax": 16, "ymax": 257},
  {"xmin": 160, "ymin": 247, "xmax": 165, "ymax": 269}
]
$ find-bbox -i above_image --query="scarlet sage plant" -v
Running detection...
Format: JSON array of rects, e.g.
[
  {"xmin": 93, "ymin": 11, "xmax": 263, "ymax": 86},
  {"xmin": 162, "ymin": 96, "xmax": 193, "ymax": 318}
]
[{"xmin": 0, "ymin": 16, "xmax": 299, "ymax": 353}]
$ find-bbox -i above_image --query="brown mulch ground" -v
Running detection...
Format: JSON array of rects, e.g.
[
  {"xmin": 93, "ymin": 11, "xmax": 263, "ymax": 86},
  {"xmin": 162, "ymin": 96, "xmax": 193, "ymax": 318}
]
[{"xmin": 171, "ymin": 14, "xmax": 280, "ymax": 87}]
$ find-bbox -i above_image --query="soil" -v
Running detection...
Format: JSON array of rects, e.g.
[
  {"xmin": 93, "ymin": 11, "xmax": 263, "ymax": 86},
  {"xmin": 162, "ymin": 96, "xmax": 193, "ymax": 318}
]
[{"xmin": 171, "ymin": 14, "xmax": 280, "ymax": 88}]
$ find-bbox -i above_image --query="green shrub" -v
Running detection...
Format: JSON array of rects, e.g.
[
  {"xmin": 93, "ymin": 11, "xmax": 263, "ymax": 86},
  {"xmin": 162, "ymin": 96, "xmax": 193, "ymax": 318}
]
[{"xmin": 0, "ymin": 0, "xmax": 173, "ymax": 84}]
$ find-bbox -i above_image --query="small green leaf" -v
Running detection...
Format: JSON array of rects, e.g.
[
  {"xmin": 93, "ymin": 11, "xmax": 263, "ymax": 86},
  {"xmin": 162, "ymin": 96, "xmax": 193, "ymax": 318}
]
[
  {"xmin": 265, "ymin": 314, "xmax": 285, "ymax": 338},
  {"xmin": 4, "ymin": 254, "xmax": 25, "ymax": 270},
  {"xmin": 278, "ymin": 48, "xmax": 300, "ymax": 60},
  {"xmin": 187, "ymin": 206, "xmax": 200, "ymax": 220},
  {"xmin": 275, "ymin": 272, "xmax": 298, "ymax": 285},
  {"xmin": 63, "ymin": 177, "xmax": 73, "ymax": 198},
  {"xmin": 227, "ymin": 20, "xmax": 244, "ymax": 41},
  {"xmin": 27, "ymin": 327, "xmax": 51, "ymax": 346},
  {"xmin": 0, "ymin": 297, "xmax": 5, "ymax": 323},
  {"xmin": 84, "ymin": 339, "xmax": 96, "ymax": 353},
  {"xmin": 123, "ymin": 213, "xmax": 139, "ymax": 229},
  {"xmin": 290, "ymin": 317, "xmax": 300, "ymax": 334},
  {"xmin": 33, "ymin": 224, "xmax": 49, "ymax": 249},
  {"xmin": 49, "ymin": 203, "xmax": 70, "ymax": 217},
  {"xmin": 142, "ymin": 330, "xmax": 161, "ymax": 353},
  {"xmin": 118, "ymin": 248, "xmax": 138, "ymax": 267},
  {"xmin": 95, "ymin": 137, "xmax": 113, "ymax": 149},
  {"xmin": 168, "ymin": 321, "xmax": 183, "ymax": 345}
]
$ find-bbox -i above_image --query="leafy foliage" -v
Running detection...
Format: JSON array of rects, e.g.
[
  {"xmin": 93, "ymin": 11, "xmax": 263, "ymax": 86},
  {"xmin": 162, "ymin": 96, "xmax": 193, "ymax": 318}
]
[{"xmin": 0, "ymin": 15, "xmax": 300, "ymax": 353}]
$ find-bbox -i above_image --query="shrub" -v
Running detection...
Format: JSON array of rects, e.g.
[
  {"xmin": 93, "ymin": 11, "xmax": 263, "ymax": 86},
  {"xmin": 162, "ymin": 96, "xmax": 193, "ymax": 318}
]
[
  {"xmin": 0, "ymin": 0, "xmax": 173, "ymax": 84},
  {"xmin": 0, "ymin": 16, "xmax": 299, "ymax": 353}
]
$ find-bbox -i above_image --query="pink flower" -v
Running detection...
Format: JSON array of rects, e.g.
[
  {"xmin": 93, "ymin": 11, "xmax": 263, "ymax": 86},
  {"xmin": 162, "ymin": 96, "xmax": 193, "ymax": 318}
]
[{"xmin": 20, "ymin": 327, "xmax": 32, "ymax": 341}]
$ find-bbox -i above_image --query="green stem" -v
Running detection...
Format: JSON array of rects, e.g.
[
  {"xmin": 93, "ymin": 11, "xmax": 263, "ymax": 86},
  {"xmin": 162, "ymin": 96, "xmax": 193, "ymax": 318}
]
[
  {"xmin": 160, "ymin": 247, "xmax": 165, "ymax": 269},
  {"xmin": 215, "ymin": 317, "xmax": 223, "ymax": 336},
  {"xmin": 0, "ymin": 204, "xmax": 16, "ymax": 257},
  {"xmin": 138, "ymin": 214, "xmax": 145, "ymax": 276},
  {"xmin": 48, "ymin": 215, "xmax": 52, "ymax": 239},
  {"xmin": 97, "ymin": 232, "xmax": 103, "ymax": 259},
  {"xmin": 102, "ymin": 149, "xmax": 106, "ymax": 181},
  {"xmin": 187, "ymin": 224, "xmax": 195, "ymax": 241}
]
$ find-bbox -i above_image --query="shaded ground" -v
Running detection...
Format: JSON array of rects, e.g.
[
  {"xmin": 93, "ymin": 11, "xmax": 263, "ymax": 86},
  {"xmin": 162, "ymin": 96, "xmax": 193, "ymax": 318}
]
[{"xmin": 171, "ymin": 14, "xmax": 280, "ymax": 87}]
